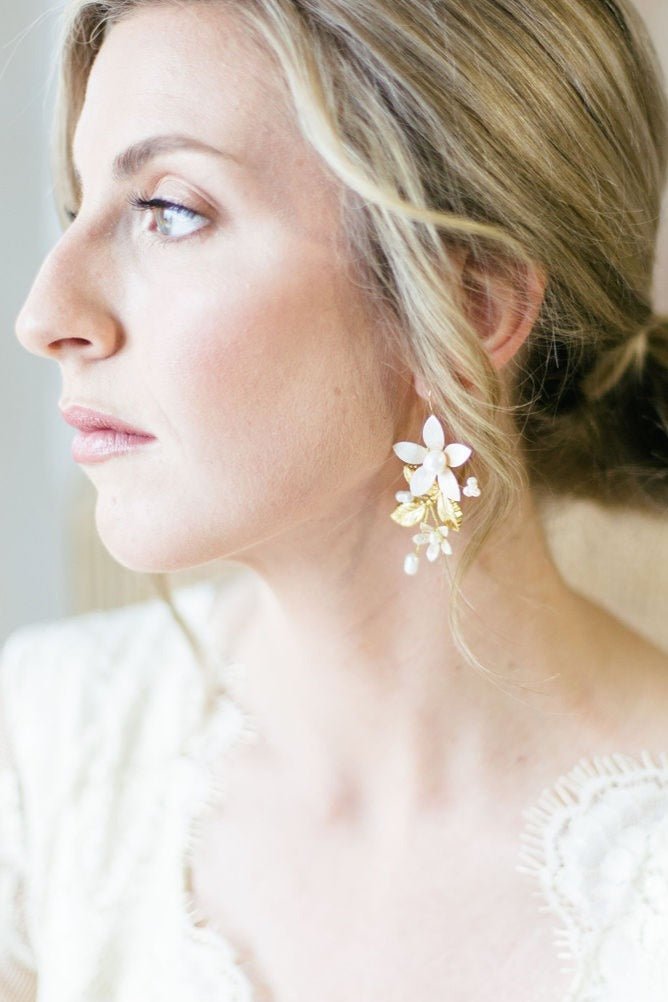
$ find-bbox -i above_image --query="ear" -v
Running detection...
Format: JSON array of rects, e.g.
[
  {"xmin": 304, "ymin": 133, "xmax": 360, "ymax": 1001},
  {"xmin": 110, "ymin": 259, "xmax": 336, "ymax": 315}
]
[
  {"xmin": 413, "ymin": 249, "xmax": 548, "ymax": 404},
  {"xmin": 458, "ymin": 251, "xmax": 548, "ymax": 370}
]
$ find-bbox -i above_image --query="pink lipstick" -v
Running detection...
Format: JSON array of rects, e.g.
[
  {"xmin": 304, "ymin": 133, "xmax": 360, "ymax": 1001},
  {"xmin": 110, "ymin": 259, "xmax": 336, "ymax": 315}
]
[{"xmin": 60, "ymin": 405, "xmax": 158, "ymax": 464}]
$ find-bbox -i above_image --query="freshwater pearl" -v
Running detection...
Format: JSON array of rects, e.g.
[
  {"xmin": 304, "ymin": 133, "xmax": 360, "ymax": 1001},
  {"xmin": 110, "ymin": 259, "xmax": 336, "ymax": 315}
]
[
  {"xmin": 404, "ymin": 553, "xmax": 419, "ymax": 575},
  {"xmin": 423, "ymin": 449, "xmax": 446, "ymax": 474}
]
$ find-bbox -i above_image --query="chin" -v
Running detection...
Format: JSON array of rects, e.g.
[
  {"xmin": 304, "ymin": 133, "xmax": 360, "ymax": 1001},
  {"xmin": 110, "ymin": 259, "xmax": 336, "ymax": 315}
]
[
  {"xmin": 92, "ymin": 506, "xmax": 212, "ymax": 575},
  {"xmin": 92, "ymin": 500, "xmax": 266, "ymax": 576}
]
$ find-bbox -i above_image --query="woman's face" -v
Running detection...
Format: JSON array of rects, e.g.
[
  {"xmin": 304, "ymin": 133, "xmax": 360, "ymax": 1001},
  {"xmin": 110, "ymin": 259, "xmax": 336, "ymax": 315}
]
[{"xmin": 15, "ymin": 3, "xmax": 408, "ymax": 573}]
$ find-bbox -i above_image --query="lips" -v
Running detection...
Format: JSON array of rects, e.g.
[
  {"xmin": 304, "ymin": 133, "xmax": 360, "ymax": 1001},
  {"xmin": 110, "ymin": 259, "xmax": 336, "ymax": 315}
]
[{"xmin": 60, "ymin": 405, "xmax": 155, "ymax": 438}]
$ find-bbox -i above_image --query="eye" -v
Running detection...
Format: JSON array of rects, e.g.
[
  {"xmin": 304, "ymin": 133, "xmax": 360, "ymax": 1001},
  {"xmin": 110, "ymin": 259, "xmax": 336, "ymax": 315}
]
[{"xmin": 127, "ymin": 191, "xmax": 210, "ymax": 242}]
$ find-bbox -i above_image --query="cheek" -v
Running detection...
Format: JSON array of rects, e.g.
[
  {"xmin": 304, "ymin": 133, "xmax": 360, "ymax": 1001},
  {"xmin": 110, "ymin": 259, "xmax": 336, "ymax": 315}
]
[{"xmin": 136, "ymin": 250, "xmax": 383, "ymax": 519}]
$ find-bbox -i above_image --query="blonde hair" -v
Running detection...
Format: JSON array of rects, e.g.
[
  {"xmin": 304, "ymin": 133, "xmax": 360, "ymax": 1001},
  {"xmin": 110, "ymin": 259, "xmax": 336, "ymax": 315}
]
[{"xmin": 50, "ymin": 0, "xmax": 668, "ymax": 687}]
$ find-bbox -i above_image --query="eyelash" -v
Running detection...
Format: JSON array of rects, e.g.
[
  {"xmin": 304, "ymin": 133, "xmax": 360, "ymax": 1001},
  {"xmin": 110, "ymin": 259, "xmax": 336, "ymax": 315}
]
[
  {"xmin": 63, "ymin": 191, "xmax": 210, "ymax": 245},
  {"xmin": 127, "ymin": 190, "xmax": 208, "ymax": 244}
]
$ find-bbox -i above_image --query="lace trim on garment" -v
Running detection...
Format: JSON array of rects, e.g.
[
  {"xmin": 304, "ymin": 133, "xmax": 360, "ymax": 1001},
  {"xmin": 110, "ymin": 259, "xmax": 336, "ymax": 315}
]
[
  {"xmin": 176, "ymin": 669, "xmax": 266, "ymax": 998},
  {"xmin": 516, "ymin": 750, "xmax": 668, "ymax": 1002},
  {"xmin": 168, "ymin": 579, "xmax": 267, "ymax": 998}
]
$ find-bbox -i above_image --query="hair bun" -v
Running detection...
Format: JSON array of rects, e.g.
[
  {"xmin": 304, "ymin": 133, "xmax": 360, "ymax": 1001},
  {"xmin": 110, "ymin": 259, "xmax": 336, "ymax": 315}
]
[
  {"xmin": 642, "ymin": 313, "xmax": 668, "ymax": 355},
  {"xmin": 582, "ymin": 313, "xmax": 668, "ymax": 401},
  {"xmin": 554, "ymin": 312, "xmax": 668, "ymax": 510},
  {"xmin": 603, "ymin": 312, "xmax": 668, "ymax": 506}
]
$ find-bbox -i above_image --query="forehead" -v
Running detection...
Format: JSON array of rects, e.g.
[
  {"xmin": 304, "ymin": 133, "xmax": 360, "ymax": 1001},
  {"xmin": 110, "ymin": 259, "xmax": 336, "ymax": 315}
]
[{"xmin": 74, "ymin": 3, "xmax": 304, "ymax": 176}]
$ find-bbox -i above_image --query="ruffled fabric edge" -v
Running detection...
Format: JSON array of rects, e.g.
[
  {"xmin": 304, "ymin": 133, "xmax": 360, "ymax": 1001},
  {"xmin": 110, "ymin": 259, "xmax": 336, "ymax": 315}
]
[{"xmin": 515, "ymin": 749, "xmax": 668, "ymax": 1001}]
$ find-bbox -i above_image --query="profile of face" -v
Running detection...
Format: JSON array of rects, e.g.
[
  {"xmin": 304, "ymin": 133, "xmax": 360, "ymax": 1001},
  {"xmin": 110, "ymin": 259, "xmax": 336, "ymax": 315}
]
[{"xmin": 15, "ymin": 4, "xmax": 411, "ymax": 574}]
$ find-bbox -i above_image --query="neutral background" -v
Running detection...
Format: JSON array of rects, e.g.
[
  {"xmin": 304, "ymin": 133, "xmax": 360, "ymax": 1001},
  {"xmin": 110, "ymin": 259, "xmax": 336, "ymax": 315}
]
[{"xmin": 1, "ymin": 0, "xmax": 667, "ymax": 647}]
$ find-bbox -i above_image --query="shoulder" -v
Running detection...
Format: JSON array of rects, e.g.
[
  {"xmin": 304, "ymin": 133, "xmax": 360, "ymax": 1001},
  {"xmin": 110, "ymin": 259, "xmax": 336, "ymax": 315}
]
[
  {"xmin": 601, "ymin": 620, "xmax": 668, "ymax": 751},
  {"xmin": 0, "ymin": 573, "xmax": 227, "ymax": 686},
  {"xmin": 1, "ymin": 580, "xmax": 204, "ymax": 719},
  {"xmin": 1, "ymin": 574, "xmax": 219, "ymax": 658},
  {"xmin": 0, "ymin": 578, "xmax": 225, "ymax": 806},
  {"xmin": 0, "ymin": 600, "xmax": 147, "ymax": 758}
]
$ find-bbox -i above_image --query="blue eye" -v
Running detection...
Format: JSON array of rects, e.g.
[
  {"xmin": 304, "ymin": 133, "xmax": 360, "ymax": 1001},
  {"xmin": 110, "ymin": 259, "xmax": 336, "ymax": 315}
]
[{"xmin": 127, "ymin": 192, "xmax": 209, "ymax": 242}]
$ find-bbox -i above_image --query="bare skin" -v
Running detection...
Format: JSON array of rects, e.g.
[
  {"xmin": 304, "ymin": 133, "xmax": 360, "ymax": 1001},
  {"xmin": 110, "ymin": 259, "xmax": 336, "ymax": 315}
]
[
  {"xmin": 191, "ymin": 555, "xmax": 668, "ymax": 1001},
  {"xmin": 14, "ymin": 3, "xmax": 668, "ymax": 999}
]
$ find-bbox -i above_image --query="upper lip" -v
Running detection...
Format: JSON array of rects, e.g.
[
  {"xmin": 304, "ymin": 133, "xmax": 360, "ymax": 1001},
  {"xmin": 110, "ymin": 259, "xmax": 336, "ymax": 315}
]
[{"xmin": 59, "ymin": 404, "xmax": 155, "ymax": 438}]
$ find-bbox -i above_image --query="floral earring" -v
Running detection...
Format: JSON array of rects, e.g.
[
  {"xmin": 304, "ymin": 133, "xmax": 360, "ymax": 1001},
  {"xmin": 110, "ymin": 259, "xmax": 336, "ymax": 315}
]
[{"xmin": 390, "ymin": 391, "xmax": 480, "ymax": 576}]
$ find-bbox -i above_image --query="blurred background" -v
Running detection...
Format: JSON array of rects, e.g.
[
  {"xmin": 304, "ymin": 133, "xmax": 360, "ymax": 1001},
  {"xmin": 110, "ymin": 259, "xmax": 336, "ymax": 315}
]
[{"xmin": 1, "ymin": 0, "xmax": 667, "ymax": 648}]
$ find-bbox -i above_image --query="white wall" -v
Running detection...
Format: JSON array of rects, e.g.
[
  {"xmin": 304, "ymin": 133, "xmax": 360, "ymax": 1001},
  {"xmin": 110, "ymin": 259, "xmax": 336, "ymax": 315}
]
[{"xmin": 0, "ymin": 3, "xmax": 79, "ymax": 642}]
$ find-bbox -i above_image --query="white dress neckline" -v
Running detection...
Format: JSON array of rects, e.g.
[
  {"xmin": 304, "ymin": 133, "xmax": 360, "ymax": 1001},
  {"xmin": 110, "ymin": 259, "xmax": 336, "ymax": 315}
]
[{"xmin": 168, "ymin": 578, "xmax": 668, "ymax": 1000}]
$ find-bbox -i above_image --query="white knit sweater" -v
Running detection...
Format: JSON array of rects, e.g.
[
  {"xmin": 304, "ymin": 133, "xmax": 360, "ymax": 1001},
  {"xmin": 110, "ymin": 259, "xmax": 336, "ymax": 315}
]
[{"xmin": 1, "ymin": 577, "xmax": 668, "ymax": 1001}]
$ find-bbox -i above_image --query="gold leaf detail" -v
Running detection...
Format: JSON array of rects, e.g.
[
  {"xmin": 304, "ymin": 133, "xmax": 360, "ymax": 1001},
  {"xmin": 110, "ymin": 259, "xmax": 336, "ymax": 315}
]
[
  {"xmin": 437, "ymin": 494, "xmax": 463, "ymax": 529},
  {"xmin": 390, "ymin": 501, "xmax": 427, "ymax": 527}
]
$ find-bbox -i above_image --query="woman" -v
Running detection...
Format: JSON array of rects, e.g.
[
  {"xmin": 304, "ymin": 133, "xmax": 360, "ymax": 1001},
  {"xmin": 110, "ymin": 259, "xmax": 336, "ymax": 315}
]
[{"xmin": 3, "ymin": 0, "xmax": 668, "ymax": 998}]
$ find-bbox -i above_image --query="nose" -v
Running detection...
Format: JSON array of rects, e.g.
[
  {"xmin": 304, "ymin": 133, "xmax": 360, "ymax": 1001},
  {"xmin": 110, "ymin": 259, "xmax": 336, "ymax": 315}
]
[{"xmin": 14, "ymin": 227, "xmax": 121, "ymax": 362}]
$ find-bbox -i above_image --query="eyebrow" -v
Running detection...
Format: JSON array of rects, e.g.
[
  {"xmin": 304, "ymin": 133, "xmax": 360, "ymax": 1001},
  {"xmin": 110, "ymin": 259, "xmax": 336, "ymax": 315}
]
[{"xmin": 71, "ymin": 133, "xmax": 243, "ymax": 189}]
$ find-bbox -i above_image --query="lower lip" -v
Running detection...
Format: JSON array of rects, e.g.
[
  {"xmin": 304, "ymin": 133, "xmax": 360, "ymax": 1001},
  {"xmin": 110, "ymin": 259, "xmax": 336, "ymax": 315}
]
[{"xmin": 71, "ymin": 429, "xmax": 158, "ymax": 464}]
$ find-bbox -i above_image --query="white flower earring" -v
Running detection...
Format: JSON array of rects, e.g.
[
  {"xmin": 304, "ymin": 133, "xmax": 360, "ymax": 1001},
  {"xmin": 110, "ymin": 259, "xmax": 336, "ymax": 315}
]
[{"xmin": 390, "ymin": 392, "xmax": 480, "ymax": 576}]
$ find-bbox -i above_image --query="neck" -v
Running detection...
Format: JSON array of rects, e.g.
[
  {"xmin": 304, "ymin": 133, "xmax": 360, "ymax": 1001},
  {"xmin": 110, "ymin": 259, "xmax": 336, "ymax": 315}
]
[{"xmin": 210, "ymin": 480, "xmax": 618, "ymax": 835}]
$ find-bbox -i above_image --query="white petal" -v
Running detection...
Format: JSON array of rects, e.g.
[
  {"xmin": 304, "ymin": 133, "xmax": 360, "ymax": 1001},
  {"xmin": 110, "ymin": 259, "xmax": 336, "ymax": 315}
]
[
  {"xmin": 422, "ymin": 414, "xmax": 445, "ymax": 451},
  {"xmin": 395, "ymin": 490, "xmax": 413, "ymax": 503},
  {"xmin": 426, "ymin": 542, "xmax": 441, "ymax": 561},
  {"xmin": 412, "ymin": 533, "xmax": 431, "ymax": 545},
  {"xmin": 444, "ymin": 443, "xmax": 472, "ymax": 468},
  {"xmin": 437, "ymin": 468, "xmax": 461, "ymax": 501},
  {"xmin": 441, "ymin": 539, "xmax": 453, "ymax": 555},
  {"xmin": 393, "ymin": 441, "xmax": 428, "ymax": 464},
  {"xmin": 437, "ymin": 525, "xmax": 449, "ymax": 537},
  {"xmin": 410, "ymin": 465, "xmax": 437, "ymax": 497}
]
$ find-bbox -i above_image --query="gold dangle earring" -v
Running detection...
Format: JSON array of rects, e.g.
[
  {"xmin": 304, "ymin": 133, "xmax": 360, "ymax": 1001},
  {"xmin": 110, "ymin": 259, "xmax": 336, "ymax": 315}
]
[{"xmin": 390, "ymin": 389, "xmax": 480, "ymax": 576}]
